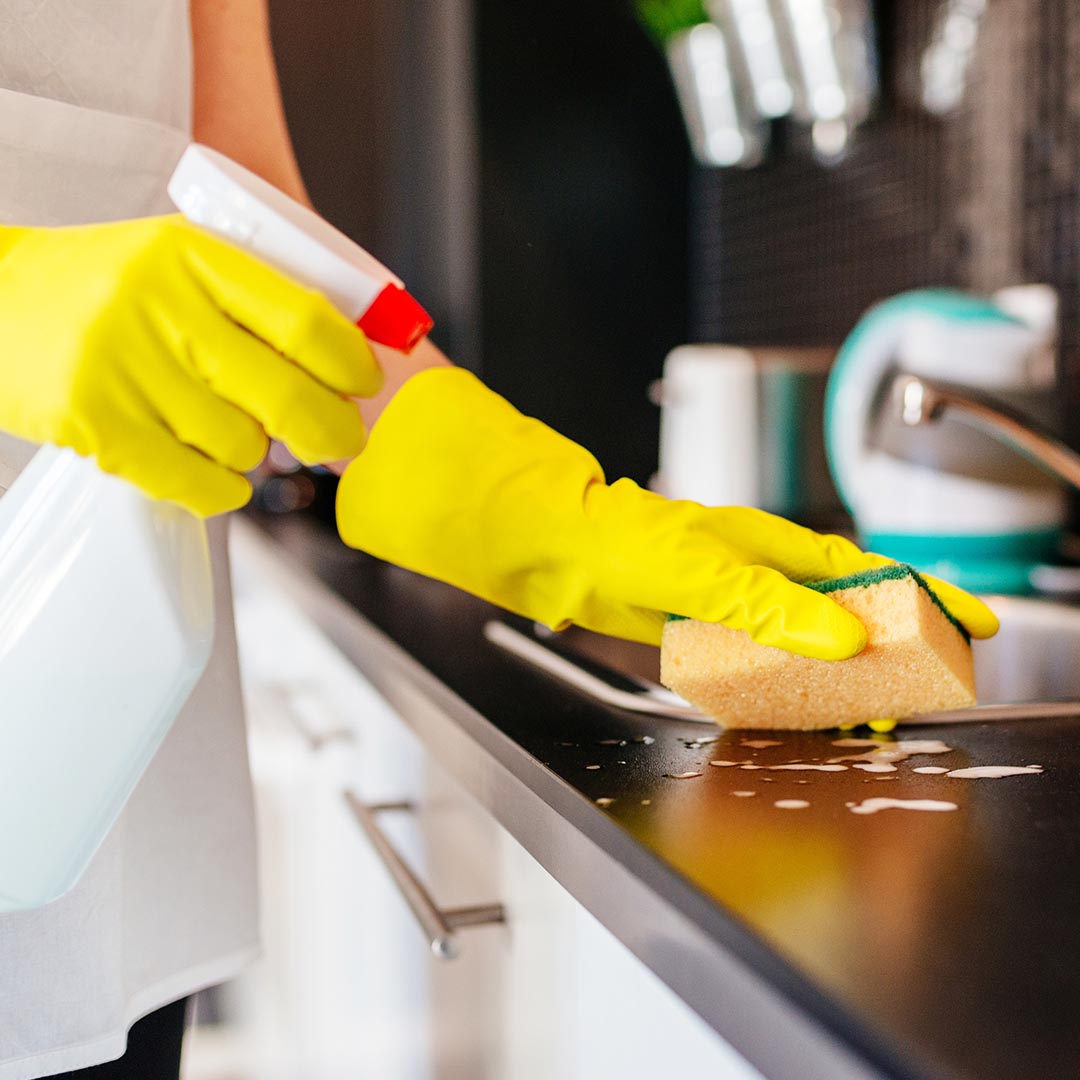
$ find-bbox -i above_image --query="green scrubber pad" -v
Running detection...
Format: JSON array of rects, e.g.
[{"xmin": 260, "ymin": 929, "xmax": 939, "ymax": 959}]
[{"xmin": 804, "ymin": 564, "xmax": 970, "ymax": 644}]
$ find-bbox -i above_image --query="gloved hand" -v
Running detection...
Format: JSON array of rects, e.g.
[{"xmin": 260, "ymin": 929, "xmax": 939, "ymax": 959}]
[
  {"xmin": 0, "ymin": 215, "xmax": 381, "ymax": 515},
  {"xmin": 337, "ymin": 368, "xmax": 998, "ymax": 658}
]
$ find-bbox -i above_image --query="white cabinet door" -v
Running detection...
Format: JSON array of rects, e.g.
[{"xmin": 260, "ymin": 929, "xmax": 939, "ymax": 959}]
[
  {"xmin": 201, "ymin": 542, "xmax": 768, "ymax": 1080},
  {"xmin": 418, "ymin": 759, "xmax": 769, "ymax": 1080},
  {"xmin": 415, "ymin": 760, "xmax": 508, "ymax": 1079},
  {"xmin": 563, "ymin": 887, "xmax": 768, "ymax": 1079},
  {"xmin": 187, "ymin": 564, "xmax": 439, "ymax": 1080}
]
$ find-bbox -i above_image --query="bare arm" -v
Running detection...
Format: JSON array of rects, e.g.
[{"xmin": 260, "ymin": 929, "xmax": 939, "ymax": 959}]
[
  {"xmin": 189, "ymin": 0, "xmax": 449, "ymax": 439},
  {"xmin": 190, "ymin": 0, "xmax": 309, "ymax": 202}
]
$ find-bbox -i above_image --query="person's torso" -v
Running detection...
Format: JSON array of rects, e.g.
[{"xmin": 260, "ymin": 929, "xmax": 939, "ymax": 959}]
[
  {"xmin": 0, "ymin": 5, "xmax": 259, "ymax": 1075},
  {"xmin": 0, "ymin": 0, "xmax": 193, "ymax": 228},
  {"xmin": 0, "ymin": 0, "xmax": 192, "ymax": 130}
]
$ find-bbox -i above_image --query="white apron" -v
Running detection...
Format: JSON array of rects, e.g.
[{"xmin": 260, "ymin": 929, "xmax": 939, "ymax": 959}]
[{"xmin": 0, "ymin": 4, "xmax": 260, "ymax": 1077}]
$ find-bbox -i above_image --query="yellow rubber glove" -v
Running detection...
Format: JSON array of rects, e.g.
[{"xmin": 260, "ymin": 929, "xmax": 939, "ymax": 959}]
[
  {"xmin": 0, "ymin": 215, "xmax": 382, "ymax": 515},
  {"xmin": 337, "ymin": 369, "xmax": 998, "ymax": 658}
]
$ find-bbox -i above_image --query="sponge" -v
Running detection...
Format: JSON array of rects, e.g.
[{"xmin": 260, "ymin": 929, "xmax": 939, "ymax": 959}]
[{"xmin": 659, "ymin": 565, "xmax": 976, "ymax": 730}]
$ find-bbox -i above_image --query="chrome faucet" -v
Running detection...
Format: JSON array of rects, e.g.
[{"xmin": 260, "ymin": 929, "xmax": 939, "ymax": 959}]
[{"xmin": 893, "ymin": 374, "xmax": 1080, "ymax": 491}]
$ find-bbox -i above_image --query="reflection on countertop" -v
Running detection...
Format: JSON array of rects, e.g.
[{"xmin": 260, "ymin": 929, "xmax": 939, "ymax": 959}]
[{"xmin": 245, "ymin": 511, "xmax": 1080, "ymax": 1080}]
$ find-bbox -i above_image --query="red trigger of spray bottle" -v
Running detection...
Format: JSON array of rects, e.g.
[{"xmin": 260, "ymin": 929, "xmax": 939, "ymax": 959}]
[{"xmin": 358, "ymin": 282, "xmax": 434, "ymax": 354}]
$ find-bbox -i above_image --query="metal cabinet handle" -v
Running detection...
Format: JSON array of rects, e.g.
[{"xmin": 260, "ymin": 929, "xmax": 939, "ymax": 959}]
[
  {"xmin": 252, "ymin": 681, "xmax": 355, "ymax": 751},
  {"xmin": 343, "ymin": 792, "xmax": 505, "ymax": 960}
]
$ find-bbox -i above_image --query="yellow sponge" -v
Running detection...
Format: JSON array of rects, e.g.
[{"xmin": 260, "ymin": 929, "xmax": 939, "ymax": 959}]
[{"xmin": 660, "ymin": 565, "xmax": 976, "ymax": 730}]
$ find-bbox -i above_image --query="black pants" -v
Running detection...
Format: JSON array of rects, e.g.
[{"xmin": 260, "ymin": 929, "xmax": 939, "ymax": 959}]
[{"xmin": 52, "ymin": 999, "xmax": 187, "ymax": 1080}]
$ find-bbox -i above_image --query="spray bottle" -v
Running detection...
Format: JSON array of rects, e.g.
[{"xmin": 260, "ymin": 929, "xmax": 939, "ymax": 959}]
[{"xmin": 0, "ymin": 145, "xmax": 431, "ymax": 911}]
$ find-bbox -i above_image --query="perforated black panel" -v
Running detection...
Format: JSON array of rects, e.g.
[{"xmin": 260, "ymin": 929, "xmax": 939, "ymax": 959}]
[{"xmin": 692, "ymin": 0, "xmax": 1080, "ymax": 465}]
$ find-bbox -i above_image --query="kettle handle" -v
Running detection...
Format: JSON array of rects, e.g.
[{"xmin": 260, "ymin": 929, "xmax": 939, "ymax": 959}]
[{"xmin": 824, "ymin": 289, "xmax": 1023, "ymax": 518}]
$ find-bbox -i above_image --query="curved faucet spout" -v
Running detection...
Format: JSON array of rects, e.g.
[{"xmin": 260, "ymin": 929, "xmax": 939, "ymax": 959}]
[{"xmin": 892, "ymin": 374, "xmax": 1080, "ymax": 491}]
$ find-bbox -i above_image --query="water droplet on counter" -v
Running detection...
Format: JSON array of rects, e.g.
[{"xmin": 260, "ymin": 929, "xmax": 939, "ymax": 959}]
[
  {"xmin": 796, "ymin": 780, "xmax": 811, "ymax": 784},
  {"xmin": 946, "ymin": 765, "xmax": 1044, "ymax": 778},
  {"xmin": 596, "ymin": 797, "xmax": 614, "ymax": 807},
  {"xmin": 596, "ymin": 739, "xmax": 627, "ymax": 746},
  {"xmin": 634, "ymin": 736, "xmax": 656, "ymax": 745},
  {"xmin": 558, "ymin": 741, "xmax": 578, "ymax": 748},
  {"xmin": 740, "ymin": 764, "xmax": 764, "ymax": 770},
  {"xmin": 897, "ymin": 739, "xmax": 954, "ymax": 754},
  {"xmin": 641, "ymin": 798, "xmax": 652, "ymax": 805},
  {"xmin": 616, "ymin": 759, "xmax": 628, "ymax": 765},
  {"xmin": 875, "ymin": 776, "xmax": 897, "ymax": 781},
  {"xmin": 709, "ymin": 760, "xmax": 744, "ymax": 767},
  {"xmin": 852, "ymin": 763, "xmax": 898, "ymax": 773},
  {"xmin": 775, "ymin": 800, "xmax": 810, "ymax": 809},
  {"xmin": 741, "ymin": 739, "xmax": 783, "ymax": 749},
  {"xmin": 829, "ymin": 740, "xmax": 952, "ymax": 766},
  {"xmin": 849, "ymin": 798, "xmax": 958, "ymax": 815},
  {"xmin": 767, "ymin": 763, "xmax": 847, "ymax": 772},
  {"xmin": 760, "ymin": 777, "xmax": 777, "ymax": 782},
  {"xmin": 585, "ymin": 765, "xmax": 601, "ymax": 771},
  {"xmin": 732, "ymin": 791, "xmax": 756, "ymax": 797},
  {"xmin": 666, "ymin": 771, "xmax": 703, "ymax": 779}
]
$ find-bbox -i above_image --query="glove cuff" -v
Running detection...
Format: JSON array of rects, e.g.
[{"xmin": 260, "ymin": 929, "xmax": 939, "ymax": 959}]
[
  {"xmin": 0, "ymin": 225, "xmax": 30, "ymax": 261},
  {"xmin": 336, "ymin": 366, "xmax": 606, "ymax": 626}
]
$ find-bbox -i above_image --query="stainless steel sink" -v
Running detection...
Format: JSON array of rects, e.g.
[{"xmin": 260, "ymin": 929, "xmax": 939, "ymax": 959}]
[
  {"xmin": 488, "ymin": 595, "xmax": 1080, "ymax": 726},
  {"xmin": 975, "ymin": 595, "xmax": 1080, "ymax": 704}
]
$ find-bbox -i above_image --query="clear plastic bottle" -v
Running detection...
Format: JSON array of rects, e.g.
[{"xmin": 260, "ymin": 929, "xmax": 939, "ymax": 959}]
[
  {"xmin": 0, "ymin": 449, "xmax": 213, "ymax": 911},
  {"xmin": 0, "ymin": 144, "xmax": 431, "ymax": 911}
]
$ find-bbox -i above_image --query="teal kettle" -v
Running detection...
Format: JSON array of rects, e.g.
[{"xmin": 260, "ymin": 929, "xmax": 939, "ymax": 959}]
[{"xmin": 825, "ymin": 288, "xmax": 1065, "ymax": 593}]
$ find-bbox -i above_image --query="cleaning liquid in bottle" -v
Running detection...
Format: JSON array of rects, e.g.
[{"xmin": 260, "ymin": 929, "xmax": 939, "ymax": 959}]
[{"xmin": 0, "ymin": 144, "xmax": 431, "ymax": 912}]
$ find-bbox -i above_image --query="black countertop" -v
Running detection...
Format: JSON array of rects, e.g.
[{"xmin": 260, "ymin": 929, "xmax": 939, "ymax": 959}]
[{"xmin": 250, "ymin": 514, "xmax": 1080, "ymax": 1080}]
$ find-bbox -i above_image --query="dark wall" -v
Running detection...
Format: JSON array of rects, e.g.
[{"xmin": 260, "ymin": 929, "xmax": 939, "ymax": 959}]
[
  {"xmin": 270, "ymin": 3, "xmax": 1080, "ymax": 505},
  {"xmin": 474, "ymin": 0, "xmax": 691, "ymax": 484},
  {"xmin": 269, "ymin": 0, "xmax": 478, "ymax": 363},
  {"xmin": 268, "ymin": 1, "xmax": 402, "ymax": 272},
  {"xmin": 271, "ymin": 0, "xmax": 690, "ymax": 487}
]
